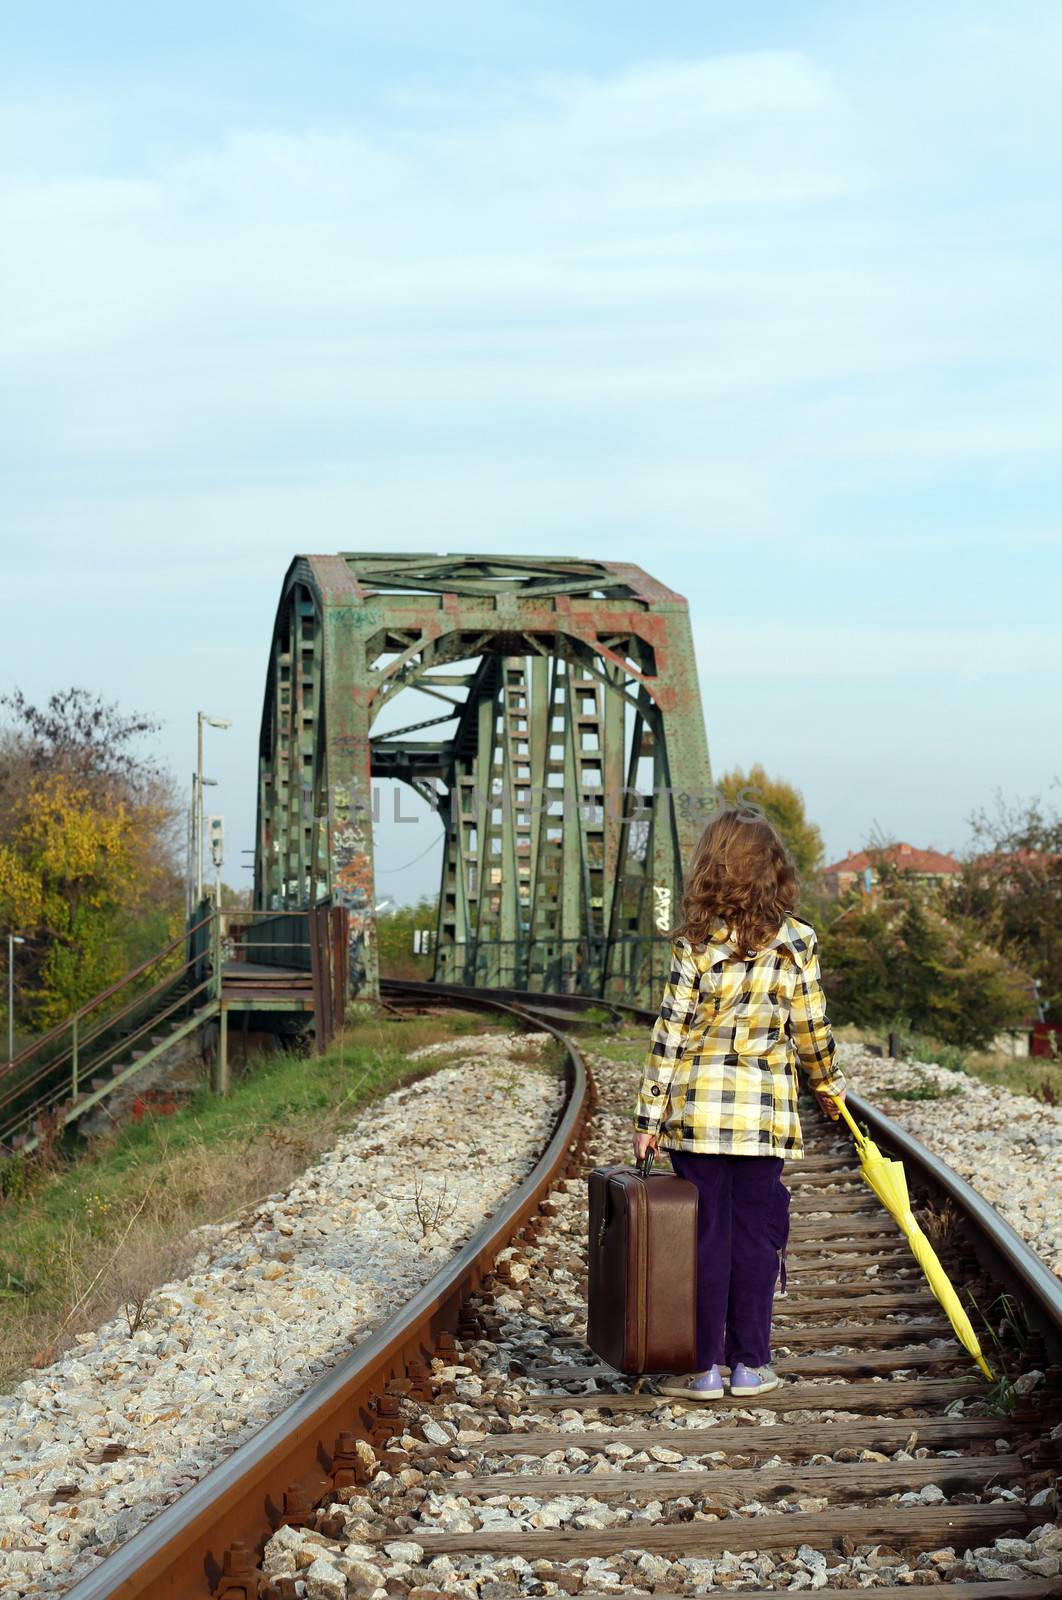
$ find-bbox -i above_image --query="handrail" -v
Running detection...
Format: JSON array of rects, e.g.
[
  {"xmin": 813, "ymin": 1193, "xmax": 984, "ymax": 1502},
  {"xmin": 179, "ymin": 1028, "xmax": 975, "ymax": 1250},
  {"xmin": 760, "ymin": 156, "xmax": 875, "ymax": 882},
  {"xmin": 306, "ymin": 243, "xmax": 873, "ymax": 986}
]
[
  {"xmin": 0, "ymin": 904, "xmax": 339, "ymax": 1153},
  {"xmin": 0, "ymin": 978, "xmax": 216, "ymax": 1151},
  {"xmin": 0, "ymin": 959, "xmax": 198, "ymax": 1115},
  {"xmin": 0, "ymin": 968, "xmax": 213, "ymax": 1120},
  {"xmin": 0, "ymin": 909, "xmax": 319, "ymax": 1090},
  {"xmin": 0, "ymin": 912, "xmax": 215, "ymax": 1082},
  {"xmin": 0, "ymin": 930, "xmax": 208, "ymax": 1111}
]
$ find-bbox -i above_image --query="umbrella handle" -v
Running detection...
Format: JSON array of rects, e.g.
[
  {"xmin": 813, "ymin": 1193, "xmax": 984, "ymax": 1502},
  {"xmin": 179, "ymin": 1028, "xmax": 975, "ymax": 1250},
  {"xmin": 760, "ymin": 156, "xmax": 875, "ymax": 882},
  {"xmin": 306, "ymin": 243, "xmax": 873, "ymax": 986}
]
[{"xmin": 835, "ymin": 1096, "xmax": 866, "ymax": 1149}]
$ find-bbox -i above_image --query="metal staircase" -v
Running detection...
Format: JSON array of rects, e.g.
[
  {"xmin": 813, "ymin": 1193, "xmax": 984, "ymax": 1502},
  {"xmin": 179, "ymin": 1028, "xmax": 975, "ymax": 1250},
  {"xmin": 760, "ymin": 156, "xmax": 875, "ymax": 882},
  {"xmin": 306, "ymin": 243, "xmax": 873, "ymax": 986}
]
[
  {"xmin": 0, "ymin": 903, "xmax": 350, "ymax": 1160},
  {"xmin": 0, "ymin": 911, "xmax": 219, "ymax": 1159}
]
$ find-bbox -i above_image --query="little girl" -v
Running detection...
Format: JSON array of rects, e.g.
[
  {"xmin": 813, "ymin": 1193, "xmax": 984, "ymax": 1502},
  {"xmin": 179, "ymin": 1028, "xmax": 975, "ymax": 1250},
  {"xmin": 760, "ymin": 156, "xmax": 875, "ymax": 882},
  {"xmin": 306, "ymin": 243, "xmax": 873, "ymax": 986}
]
[{"xmin": 632, "ymin": 806, "xmax": 847, "ymax": 1400}]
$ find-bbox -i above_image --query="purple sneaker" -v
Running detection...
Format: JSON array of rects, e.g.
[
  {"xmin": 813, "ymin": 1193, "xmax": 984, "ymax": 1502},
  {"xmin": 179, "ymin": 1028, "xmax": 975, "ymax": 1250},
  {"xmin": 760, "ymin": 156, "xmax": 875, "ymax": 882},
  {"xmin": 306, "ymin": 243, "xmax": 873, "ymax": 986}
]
[
  {"xmin": 729, "ymin": 1362, "xmax": 779, "ymax": 1397},
  {"xmin": 657, "ymin": 1365, "xmax": 724, "ymax": 1400}
]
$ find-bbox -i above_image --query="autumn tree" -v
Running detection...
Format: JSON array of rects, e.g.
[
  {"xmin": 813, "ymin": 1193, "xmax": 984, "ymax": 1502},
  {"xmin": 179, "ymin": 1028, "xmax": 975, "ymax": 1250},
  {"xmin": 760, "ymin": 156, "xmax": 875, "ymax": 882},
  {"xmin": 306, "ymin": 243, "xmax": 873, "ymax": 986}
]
[
  {"xmin": 0, "ymin": 776, "xmax": 142, "ymax": 1023},
  {"xmin": 946, "ymin": 793, "xmax": 1062, "ymax": 1023},
  {"xmin": 0, "ymin": 690, "xmax": 183, "ymax": 1035},
  {"xmin": 715, "ymin": 765, "xmax": 825, "ymax": 882}
]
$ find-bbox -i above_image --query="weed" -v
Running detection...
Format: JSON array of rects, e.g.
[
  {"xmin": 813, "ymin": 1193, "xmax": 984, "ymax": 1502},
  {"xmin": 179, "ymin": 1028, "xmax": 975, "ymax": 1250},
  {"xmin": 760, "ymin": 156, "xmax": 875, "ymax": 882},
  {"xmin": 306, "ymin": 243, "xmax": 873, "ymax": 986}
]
[
  {"xmin": 0, "ymin": 1262, "xmax": 34, "ymax": 1297},
  {"xmin": 920, "ymin": 1197, "xmax": 960, "ymax": 1249},
  {"xmin": 0, "ymin": 1153, "xmax": 30, "ymax": 1204},
  {"xmin": 122, "ymin": 1295, "xmax": 148, "ymax": 1336},
  {"xmin": 963, "ymin": 1287, "xmax": 1032, "ymax": 1411},
  {"xmin": 390, "ymin": 1171, "xmax": 459, "ymax": 1242},
  {"xmin": 840, "ymin": 1022, "xmax": 1062, "ymax": 1101},
  {"xmin": 880, "ymin": 1080, "xmax": 963, "ymax": 1102},
  {"xmin": 982, "ymin": 1372, "xmax": 1018, "ymax": 1416},
  {"xmin": 573, "ymin": 1006, "xmax": 617, "ymax": 1031},
  {"xmin": 893, "ymin": 1030, "xmax": 969, "ymax": 1075}
]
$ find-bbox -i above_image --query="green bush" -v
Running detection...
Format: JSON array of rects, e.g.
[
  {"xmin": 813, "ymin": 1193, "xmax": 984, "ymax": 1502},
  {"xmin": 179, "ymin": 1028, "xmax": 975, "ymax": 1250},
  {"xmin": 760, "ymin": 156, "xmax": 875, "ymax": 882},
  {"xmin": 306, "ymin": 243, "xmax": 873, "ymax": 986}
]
[
  {"xmin": 821, "ymin": 873, "xmax": 1028, "ymax": 1051},
  {"xmin": 376, "ymin": 895, "xmax": 437, "ymax": 979}
]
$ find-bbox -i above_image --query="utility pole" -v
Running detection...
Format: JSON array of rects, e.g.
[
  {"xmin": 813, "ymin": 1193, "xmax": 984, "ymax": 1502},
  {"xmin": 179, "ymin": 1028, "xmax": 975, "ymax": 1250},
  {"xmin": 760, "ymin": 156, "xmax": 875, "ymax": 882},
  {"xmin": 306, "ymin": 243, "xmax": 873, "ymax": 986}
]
[
  {"xmin": 7, "ymin": 933, "xmax": 25, "ymax": 1063},
  {"xmin": 196, "ymin": 712, "xmax": 231, "ymax": 904}
]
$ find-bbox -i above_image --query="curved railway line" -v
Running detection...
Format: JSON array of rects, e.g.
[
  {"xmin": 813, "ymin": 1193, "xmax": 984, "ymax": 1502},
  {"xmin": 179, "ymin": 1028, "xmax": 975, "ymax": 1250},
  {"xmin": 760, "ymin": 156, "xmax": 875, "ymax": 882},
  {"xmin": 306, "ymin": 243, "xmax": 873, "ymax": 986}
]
[{"xmin": 60, "ymin": 983, "xmax": 1061, "ymax": 1600}]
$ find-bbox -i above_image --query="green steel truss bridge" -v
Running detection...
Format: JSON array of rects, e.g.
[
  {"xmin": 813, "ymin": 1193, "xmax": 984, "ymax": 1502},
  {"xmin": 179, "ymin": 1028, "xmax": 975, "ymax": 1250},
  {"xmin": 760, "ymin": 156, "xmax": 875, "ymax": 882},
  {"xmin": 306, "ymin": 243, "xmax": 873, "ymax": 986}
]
[
  {"xmin": 2, "ymin": 553, "xmax": 712, "ymax": 1156},
  {"xmin": 256, "ymin": 553, "xmax": 711, "ymax": 1001}
]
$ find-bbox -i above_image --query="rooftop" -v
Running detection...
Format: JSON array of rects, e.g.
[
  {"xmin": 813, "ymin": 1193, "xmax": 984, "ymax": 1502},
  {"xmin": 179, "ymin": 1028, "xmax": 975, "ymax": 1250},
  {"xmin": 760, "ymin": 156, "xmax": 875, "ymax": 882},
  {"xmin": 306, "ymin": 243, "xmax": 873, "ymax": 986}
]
[{"xmin": 823, "ymin": 842, "xmax": 962, "ymax": 878}]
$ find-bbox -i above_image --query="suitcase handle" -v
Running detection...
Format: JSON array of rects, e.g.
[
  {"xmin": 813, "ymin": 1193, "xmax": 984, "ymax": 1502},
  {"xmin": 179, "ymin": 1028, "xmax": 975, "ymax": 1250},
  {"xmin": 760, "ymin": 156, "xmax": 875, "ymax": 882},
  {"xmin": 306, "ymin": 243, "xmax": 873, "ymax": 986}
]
[{"xmin": 596, "ymin": 1152, "xmax": 656, "ymax": 1246}]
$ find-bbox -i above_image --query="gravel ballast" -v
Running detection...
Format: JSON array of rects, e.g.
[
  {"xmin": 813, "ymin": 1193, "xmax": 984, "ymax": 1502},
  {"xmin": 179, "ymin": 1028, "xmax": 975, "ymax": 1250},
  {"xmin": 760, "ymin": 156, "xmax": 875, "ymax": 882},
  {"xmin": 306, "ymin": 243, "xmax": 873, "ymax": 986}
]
[{"xmin": 0, "ymin": 1033, "xmax": 563, "ymax": 1599}]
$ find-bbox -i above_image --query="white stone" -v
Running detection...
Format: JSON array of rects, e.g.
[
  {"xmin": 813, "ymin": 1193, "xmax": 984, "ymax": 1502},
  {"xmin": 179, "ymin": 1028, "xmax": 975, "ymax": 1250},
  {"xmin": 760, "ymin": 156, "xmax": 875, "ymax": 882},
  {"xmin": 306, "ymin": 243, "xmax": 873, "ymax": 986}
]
[
  {"xmin": 648, "ymin": 1444, "xmax": 684, "ymax": 1462},
  {"xmin": 635, "ymin": 1552, "xmax": 672, "ymax": 1584},
  {"xmin": 383, "ymin": 1539, "xmax": 424, "ymax": 1563},
  {"xmin": 303, "ymin": 1555, "xmax": 348, "ymax": 1599},
  {"xmin": 345, "ymin": 1556, "xmax": 386, "ymax": 1595},
  {"xmin": 797, "ymin": 1544, "xmax": 827, "ymax": 1572},
  {"xmin": 1022, "ymin": 1554, "xmax": 1061, "ymax": 1576}
]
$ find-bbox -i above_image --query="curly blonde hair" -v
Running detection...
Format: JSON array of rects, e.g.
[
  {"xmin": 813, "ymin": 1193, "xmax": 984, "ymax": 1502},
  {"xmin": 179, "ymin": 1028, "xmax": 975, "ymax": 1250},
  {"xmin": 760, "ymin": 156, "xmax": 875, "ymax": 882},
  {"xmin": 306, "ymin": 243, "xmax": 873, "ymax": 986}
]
[{"xmin": 671, "ymin": 807, "xmax": 797, "ymax": 956}]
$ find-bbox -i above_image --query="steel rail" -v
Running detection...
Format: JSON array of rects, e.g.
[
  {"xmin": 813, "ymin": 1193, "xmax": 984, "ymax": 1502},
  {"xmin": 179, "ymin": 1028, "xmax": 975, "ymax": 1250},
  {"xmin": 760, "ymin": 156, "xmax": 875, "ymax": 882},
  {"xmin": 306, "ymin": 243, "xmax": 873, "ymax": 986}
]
[
  {"xmin": 60, "ymin": 984, "xmax": 1062, "ymax": 1598},
  {"xmin": 379, "ymin": 975, "xmax": 642, "ymax": 1025},
  {"xmin": 63, "ymin": 992, "xmax": 591, "ymax": 1600},
  {"xmin": 847, "ymin": 1089, "xmax": 1062, "ymax": 1364}
]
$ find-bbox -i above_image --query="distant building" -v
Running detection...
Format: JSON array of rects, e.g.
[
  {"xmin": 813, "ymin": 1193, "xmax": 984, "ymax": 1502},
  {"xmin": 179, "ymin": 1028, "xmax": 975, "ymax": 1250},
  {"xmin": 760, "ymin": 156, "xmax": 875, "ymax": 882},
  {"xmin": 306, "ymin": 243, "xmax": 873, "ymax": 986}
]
[{"xmin": 822, "ymin": 842, "xmax": 962, "ymax": 900}]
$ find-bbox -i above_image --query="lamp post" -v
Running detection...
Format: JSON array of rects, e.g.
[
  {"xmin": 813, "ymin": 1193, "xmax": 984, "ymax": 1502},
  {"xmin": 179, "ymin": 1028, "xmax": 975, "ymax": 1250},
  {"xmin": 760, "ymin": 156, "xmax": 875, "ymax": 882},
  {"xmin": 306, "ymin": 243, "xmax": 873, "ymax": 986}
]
[
  {"xmin": 196, "ymin": 713, "xmax": 231, "ymax": 904},
  {"xmin": 7, "ymin": 934, "xmax": 25, "ymax": 1063}
]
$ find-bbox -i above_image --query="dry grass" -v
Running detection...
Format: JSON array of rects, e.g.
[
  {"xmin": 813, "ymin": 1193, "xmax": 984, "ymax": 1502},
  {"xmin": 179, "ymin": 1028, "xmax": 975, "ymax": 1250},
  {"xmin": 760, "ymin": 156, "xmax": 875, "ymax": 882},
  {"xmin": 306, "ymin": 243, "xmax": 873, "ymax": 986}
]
[{"xmin": 0, "ymin": 1007, "xmax": 498, "ymax": 1391}]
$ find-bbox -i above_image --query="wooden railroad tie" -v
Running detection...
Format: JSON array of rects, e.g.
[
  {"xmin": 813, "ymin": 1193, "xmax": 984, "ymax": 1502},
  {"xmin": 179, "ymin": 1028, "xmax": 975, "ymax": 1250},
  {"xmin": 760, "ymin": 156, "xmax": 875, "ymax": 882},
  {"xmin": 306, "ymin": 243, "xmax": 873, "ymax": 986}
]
[
  {"xmin": 412, "ymin": 1415, "xmax": 1015, "ymax": 1457},
  {"xmin": 522, "ymin": 1377, "xmax": 982, "ymax": 1413},
  {"xmin": 384, "ymin": 1499, "xmax": 1035, "ymax": 1557}
]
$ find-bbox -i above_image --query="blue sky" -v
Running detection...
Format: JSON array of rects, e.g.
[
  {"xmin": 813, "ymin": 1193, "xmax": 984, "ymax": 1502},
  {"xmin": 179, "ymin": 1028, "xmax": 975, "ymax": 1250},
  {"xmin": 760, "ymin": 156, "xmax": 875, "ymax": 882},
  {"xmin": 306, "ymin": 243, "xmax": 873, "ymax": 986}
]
[{"xmin": 3, "ymin": 1, "xmax": 1060, "ymax": 904}]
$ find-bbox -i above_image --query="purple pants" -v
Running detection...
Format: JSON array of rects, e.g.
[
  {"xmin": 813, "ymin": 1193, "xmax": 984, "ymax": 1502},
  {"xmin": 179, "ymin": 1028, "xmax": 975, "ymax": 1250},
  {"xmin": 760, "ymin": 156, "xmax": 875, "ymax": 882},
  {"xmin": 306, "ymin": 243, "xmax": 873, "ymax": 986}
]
[{"xmin": 668, "ymin": 1150, "xmax": 789, "ymax": 1370}]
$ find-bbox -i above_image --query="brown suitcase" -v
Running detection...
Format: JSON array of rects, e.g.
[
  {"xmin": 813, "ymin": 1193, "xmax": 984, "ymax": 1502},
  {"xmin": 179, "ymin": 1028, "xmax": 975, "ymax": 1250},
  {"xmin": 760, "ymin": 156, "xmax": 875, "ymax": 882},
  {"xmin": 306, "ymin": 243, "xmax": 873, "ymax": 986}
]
[{"xmin": 586, "ymin": 1151, "xmax": 698, "ymax": 1375}]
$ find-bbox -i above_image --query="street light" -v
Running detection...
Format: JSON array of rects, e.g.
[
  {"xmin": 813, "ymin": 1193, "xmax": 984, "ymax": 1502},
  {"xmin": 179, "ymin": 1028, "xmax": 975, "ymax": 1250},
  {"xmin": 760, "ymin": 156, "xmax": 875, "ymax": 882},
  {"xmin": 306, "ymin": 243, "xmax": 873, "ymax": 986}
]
[
  {"xmin": 7, "ymin": 934, "xmax": 25, "ymax": 1063},
  {"xmin": 195, "ymin": 713, "xmax": 231, "ymax": 904}
]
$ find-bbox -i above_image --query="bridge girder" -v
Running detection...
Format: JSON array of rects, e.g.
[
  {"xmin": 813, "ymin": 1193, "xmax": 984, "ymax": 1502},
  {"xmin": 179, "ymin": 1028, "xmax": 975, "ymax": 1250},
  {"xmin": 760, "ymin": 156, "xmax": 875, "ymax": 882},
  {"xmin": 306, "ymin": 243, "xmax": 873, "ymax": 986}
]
[{"xmin": 255, "ymin": 554, "xmax": 712, "ymax": 1002}]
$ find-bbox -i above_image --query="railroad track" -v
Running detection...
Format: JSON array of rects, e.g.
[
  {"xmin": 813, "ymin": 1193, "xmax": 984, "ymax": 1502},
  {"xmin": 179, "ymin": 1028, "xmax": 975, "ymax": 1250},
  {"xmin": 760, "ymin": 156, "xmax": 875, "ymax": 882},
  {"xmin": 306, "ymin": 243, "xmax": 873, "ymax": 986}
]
[{"xmin": 63, "ymin": 986, "xmax": 1062, "ymax": 1599}]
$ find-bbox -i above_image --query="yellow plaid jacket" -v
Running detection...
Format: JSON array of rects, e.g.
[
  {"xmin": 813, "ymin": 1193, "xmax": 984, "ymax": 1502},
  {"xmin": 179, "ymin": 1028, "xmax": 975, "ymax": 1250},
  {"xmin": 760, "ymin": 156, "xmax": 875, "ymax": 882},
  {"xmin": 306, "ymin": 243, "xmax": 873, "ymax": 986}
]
[{"xmin": 633, "ymin": 916, "xmax": 846, "ymax": 1159}]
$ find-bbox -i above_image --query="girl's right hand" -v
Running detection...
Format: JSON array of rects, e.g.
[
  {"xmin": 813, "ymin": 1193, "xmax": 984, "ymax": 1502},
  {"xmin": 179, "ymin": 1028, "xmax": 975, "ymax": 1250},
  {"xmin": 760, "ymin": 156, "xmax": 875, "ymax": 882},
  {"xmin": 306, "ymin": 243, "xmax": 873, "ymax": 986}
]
[{"xmin": 633, "ymin": 1131, "xmax": 658, "ymax": 1163}]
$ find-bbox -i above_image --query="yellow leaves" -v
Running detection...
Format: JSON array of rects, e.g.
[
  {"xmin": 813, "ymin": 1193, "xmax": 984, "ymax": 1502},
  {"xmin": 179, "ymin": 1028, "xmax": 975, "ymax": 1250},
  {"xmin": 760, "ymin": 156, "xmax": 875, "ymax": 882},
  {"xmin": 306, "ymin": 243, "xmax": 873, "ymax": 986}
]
[
  {"xmin": 21, "ymin": 777, "xmax": 132, "ymax": 899},
  {"xmin": 3, "ymin": 774, "xmax": 146, "ymax": 1024},
  {"xmin": 0, "ymin": 844, "xmax": 43, "ymax": 926}
]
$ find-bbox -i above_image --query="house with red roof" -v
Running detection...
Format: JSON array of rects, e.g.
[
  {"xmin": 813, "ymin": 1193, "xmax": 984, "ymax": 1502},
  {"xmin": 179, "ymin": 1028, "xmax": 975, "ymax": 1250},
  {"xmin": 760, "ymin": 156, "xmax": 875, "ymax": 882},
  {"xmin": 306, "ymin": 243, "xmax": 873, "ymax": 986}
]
[{"xmin": 822, "ymin": 841, "xmax": 962, "ymax": 900}]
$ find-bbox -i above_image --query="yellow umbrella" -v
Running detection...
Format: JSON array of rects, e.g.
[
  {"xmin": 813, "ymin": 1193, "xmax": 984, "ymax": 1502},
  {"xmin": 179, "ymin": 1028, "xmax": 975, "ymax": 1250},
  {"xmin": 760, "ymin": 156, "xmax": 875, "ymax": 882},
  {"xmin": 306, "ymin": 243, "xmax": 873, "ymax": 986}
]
[{"xmin": 834, "ymin": 1099, "xmax": 993, "ymax": 1381}]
